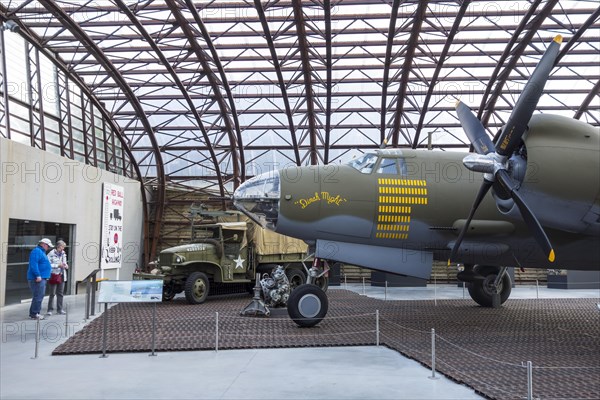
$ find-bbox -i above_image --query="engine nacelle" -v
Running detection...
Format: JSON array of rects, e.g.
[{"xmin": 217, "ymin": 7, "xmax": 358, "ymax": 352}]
[{"xmin": 498, "ymin": 114, "xmax": 600, "ymax": 235}]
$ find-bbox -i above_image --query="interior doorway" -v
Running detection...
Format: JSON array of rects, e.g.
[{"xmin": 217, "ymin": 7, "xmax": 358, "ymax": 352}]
[{"xmin": 5, "ymin": 219, "xmax": 74, "ymax": 305}]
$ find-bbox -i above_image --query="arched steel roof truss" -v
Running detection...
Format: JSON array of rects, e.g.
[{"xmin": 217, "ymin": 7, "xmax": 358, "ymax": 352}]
[
  {"xmin": 412, "ymin": 0, "xmax": 470, "ymax": 149},
  {"xmin": 1, "ymin": 0, "xmax": 599, "ymax": 257},
  {"xmin": 253, "ymin": 0, "xmax": 301, "ymax": 166},
  {"xmin": 37, "ymin": 0, "xmax": 166, "ymax": 263},
  {"xmin": 113, "ymin": 0, "xmax": 226, "ymax": 196},
  {"xmin": 165, "ymin": 0, "xmax": 242, "ymax": 186},
  {"xmin": 479, "ymin": 0, "xmax": 558, "ymax": 127}
]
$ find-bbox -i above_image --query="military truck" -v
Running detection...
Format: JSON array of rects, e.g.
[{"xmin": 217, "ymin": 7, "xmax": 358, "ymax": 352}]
[{"xmin": 133, "ymin": 211, "xmax": 324, "ymax": 304}]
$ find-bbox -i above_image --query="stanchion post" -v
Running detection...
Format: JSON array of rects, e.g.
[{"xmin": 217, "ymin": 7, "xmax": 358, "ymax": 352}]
[
  {"xmin": 376, "ymin": 310, "xmax": 380, "ymax": 346},
  {"xmin": 527, "ymin": 361, "xmax": 533, "ymax": 400},
  {"xmin": 344, "ymin": 274, "xmax": 347, "ymax": 289},
  {"xmin": 64, "ymin": 303, "xmax": 69, "ymax": 338},
  {"xmin": 535, "ymin": 280, "xmax": 539, "ymax": 299},
  {"xmin": 100, "ymin": 303, "xmax": 108, "ymax": 358},
  {"xmin": 215, "ymin": 312, "xmax": 219, "ymax": 352},
  {"xmin": 462, "ymin": 281, "xmax": 465, "ymax": 299},
  {"xmin": 362, "ymin": 277, "xmax": 366, "ymax": 295},
  {"xmin": 149, "ymin": 303, "xmax": 157, "ymax": 357},
  {"xmin": 434, "ymin": 279, "xmax": 437, "ymax": 306},
  {"xmin": 85, "ymin": 280, "xmax": 91, "ymax": 320},
  {"xmin": 384, "ymin": 281, "xmax": 388, "ymax": 301},
  {"xmin": 428, "ymin": 328, "xmax": 439, "ymax": 380},
  {"xmin": 31, "ymin": 318, "xmax": 40, "ymax": 359},
  {"xmin": 90, "ymin": 276, "xmax": 97, "ymax": 316}
]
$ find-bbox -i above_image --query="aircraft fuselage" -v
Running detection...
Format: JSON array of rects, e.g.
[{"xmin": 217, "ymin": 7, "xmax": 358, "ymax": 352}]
[{"xmin": 234, "ymin": 114, "xmax": 600, "ymax": 277}]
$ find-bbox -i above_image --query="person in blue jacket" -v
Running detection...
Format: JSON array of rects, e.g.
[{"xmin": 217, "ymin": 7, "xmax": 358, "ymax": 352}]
[{"xmin": 27, "ymin": 238, "xmax": 53, "ymax": 319}]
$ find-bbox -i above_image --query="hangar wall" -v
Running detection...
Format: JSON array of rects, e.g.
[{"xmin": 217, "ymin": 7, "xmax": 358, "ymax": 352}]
[{"xmin": 0, "ymin": 137, "xmax": 144, "ymax": 307}]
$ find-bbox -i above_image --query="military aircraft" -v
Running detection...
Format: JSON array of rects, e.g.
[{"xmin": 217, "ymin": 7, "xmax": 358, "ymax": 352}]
[{"xmin": 233, "ymin": 35, "xmax": 600, "ymax": 327}]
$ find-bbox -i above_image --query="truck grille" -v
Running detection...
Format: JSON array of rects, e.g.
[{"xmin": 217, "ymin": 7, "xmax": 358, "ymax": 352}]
[{"xmin": 159, "ymin": 253, "xmax": 174, "ymax": 267}]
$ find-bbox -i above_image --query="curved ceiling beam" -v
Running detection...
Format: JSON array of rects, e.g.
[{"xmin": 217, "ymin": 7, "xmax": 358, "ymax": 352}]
[
  {"xmin": 37, "ymin": 0, "xmax": 166, "ymax": 264},
  {"xmin": 323, "ymin": 0, "xmax": 332, "ymax": 164},
  {"xmin": 556, "ymin": 6, "xmax": 600, "ymax": 122},
  {"xmin": 292, "ymin": 0, "xmax": 318, "ymax": 165},
  {"xmin": 165, "ymin": 0, "xmax": 242, "ymax": 187},
  {"xmin": 412, "ymin": 0, "xmax": 470, "ymax": 149},
  {"xmin": 574, "ymin": 79, "xmax": 600, "ymax": 121},
  {"xmin": 380, "ymin": 0, "xmax": 401, "ymax": 146},
  {"xmin": 253, "ymin": 0, "xmax": 301, "ymax": 166},
  {"xmin": 114, "ymin": 0, "xmax": 226, "ymax": 198},
  {"xmin": 556, "ymin": 5, "xmax": 600, "ymax": 64},
  {"xmin": 0, "ymin": 30, "xmax": 10, "ymax": 138},
  {"xmin": 183, "ymin": 0, "xmax": 245, "ymax": 184},
  {"xmin": 480, "ymin": 0, "xmax": 558, "ymax": 127},
  {"xmin": 476, "ymin": 0, "xmax": 542, "ymax": 122},
  {"xmin": 0, "ymin": 7, "xmax": 154, "ymax": 261},
  {"xmin": 390, "ymin": 0, "xmax": 427, "ymax": 147},
  {"xmin": 2, "ymin": 11, "xmax": 142, "ymax": 180}
]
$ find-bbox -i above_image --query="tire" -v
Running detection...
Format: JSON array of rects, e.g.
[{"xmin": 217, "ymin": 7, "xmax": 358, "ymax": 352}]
[
  {"xmin": 285, "ymin": 268, "xmax": 307, "ymax": 291},
  {"xmin": 287, "ymin": 284, "xmax": 328, "ymax": 327},
  {"xmin": 314, "ymin": 276, "xmax": 329, "ymax": 292},
  {"xmin": 162, "ymin": 284, "xmax": 176, "ymax": 301},
  {"xmin": 468, "ymin": 266, "xmax": 512, "ymax": 307},
  {"xmin": 184, "ymin": 272, "xmax": 210, "ymax": 304}
]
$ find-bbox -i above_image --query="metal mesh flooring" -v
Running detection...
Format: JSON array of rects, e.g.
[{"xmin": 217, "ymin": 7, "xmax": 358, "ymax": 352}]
[{"xmin": 53, "ymin": 290, "xmax": 599, "ymax": 400}]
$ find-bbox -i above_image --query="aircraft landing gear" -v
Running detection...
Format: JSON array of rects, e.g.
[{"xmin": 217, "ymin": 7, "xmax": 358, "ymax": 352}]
[
  {"xmin": 287, "ymin": 284, "xmax": 329, "ymax": 327},
  {"xmin": 467, "ymin": 265, "xmax": 512, "ymax": 308}
]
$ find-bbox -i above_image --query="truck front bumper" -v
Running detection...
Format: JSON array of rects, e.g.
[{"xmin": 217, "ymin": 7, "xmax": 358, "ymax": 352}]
[{"xmin": 133, "ymin": 272, "xmax": 165, "ymax": 280}]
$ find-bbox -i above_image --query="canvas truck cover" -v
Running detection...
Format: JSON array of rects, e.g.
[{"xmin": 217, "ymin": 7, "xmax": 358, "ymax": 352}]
[
  {"xmin": 215, "ymin": 213, "xmax": 308, "ymax": 255},
  {"xmin": 247, "ymin": 220, "xmax": 309, "ymax": 256}
]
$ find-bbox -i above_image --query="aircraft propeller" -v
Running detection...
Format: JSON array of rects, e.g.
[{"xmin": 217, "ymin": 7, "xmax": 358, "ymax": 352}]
[{"xmin": 448, "ymin": 35, "xmax": 563, "ymax": 266}]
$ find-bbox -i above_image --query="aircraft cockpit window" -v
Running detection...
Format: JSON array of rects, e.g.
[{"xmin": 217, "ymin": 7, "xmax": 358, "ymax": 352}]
[
  {"xmin": 347, "ymin": 153, "xmax": 378, "ymax": 174},
  {"xmin": 375, "ymin": 157, "xmax": 408, "ymax": 176},
  {"xmin": 377, "ymin": 158, "xmax": 398, "ymax": 174}
]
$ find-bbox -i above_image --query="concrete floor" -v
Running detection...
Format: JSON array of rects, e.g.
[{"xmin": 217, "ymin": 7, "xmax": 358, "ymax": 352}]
[{"xmin": 2, "ymin": 284, "xmax": 598, "ymax": 400}]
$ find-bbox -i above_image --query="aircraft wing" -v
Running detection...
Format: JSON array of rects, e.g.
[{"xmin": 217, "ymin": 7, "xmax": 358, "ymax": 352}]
[{"xmin": 315, "ymin": 239, "xmax": 432, "ymax": 280}]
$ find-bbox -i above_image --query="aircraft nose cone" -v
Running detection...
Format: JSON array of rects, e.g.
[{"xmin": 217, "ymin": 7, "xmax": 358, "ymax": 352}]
[{"xmin": 233, "ymin": 170, "xmax": 280, "ymax": 230}]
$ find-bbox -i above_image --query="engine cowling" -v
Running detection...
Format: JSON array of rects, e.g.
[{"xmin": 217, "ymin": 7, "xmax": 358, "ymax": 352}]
[{"xmin": 497, "ymin": 114, "xmax": 600, "ymax": 235}]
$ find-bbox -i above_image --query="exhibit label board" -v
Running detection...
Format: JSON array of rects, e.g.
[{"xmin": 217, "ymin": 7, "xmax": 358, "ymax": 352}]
[{"xmin": 98, "ymin": 280, "xmax": 163, "ymax": 303}]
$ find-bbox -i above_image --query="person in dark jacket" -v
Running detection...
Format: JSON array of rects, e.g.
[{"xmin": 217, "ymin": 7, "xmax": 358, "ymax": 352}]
[{"xmin": 27, "ymin": 238, "xmax": 53, "ymax": 319}]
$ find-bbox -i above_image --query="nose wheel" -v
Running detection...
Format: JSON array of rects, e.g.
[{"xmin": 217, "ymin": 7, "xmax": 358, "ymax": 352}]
[{"xmin": 287, "ymin": 284, "xmax": 329, "ymax": 327}]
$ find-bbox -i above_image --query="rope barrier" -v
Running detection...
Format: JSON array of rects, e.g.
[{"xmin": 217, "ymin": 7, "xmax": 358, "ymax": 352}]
[
  {"xmin": 434, "ymin": 358, "xmax": 524, "ymax": 398},
  {"xmin": 435, "ymin": 334, "xmax": 524, "ymax": 367},
  {"xmin": 379, "ymin": 316, "xmax": 432, "ymax": 334},
  {"xmin": 35, "ymin": 293, "xmax": 598, "ymax": 399}
]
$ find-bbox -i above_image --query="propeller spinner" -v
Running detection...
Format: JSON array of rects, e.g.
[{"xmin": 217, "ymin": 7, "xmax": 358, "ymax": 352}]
[{"xmin": 448, "ymin": 35, "xmax": 562, "ymax": 265}]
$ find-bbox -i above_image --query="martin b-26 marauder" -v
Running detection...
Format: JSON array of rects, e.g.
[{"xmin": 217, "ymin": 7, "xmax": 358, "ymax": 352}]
[{"xmin": 233, "ymin": 36, "xmax": 600, "ymax": 327}]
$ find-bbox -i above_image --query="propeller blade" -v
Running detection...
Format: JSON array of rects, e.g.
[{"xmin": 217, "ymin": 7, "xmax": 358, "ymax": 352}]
[
  {"xmin": 455, "ymin": 101, "xmax": 495, "ymax": 155},
  {"xmin": 448, "ymin": 179, "xmax": 494, "ymax": 265},
  {"xmin": 496, "ymin": 35, "xmax": 562, "ymax": 157},
  {"xmin": 495, "ymin": 170, "xmax": 555, "ymax": 262}
]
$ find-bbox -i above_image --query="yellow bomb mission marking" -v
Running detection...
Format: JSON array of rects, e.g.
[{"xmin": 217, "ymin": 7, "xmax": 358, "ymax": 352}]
[
  {"xmin": 294, "ymin": 192, "xmax": 348, "ymax": 209},
  {"xmin": 376, "ymin": 178, "xmax": 428, "ymax": 240}
]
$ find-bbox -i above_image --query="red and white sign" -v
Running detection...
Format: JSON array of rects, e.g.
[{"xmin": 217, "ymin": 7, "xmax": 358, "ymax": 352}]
[{"xmin": 100, "ymin": 183, "xmax": 124, "ymax": 269}]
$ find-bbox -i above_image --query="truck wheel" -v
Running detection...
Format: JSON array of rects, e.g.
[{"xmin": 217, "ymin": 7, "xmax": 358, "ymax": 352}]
[
  {"xmin": 184, "ymin": 272, "xmax": 210, "ymax": 304},
  {"xmin": 287, "ymin": 284, "xmax": 328, "ymax": 328},
  {"xmin": 286, "ymin": 268, "xmax": 306, "ymax": 290},
  {"xmin": 163, "ymin": 284, "xmax": 176, "ymax": 301},
  {"xmin": 314, "ymin": 276, "xmax": 329, "ymax": 292}
]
